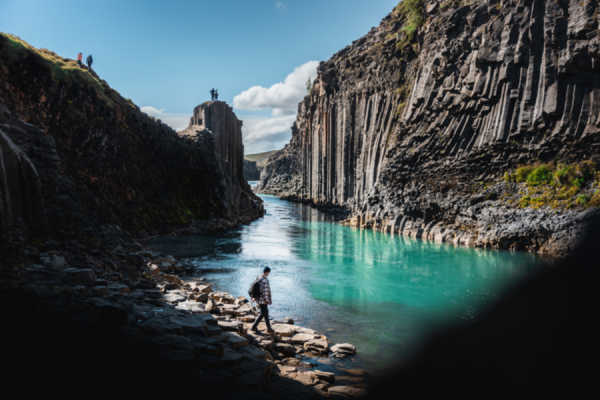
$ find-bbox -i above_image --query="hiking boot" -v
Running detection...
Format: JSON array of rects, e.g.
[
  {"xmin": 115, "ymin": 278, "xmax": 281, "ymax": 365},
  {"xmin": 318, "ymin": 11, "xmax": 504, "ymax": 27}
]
[
  {"xmin": 266, "ymin": 329, "xmax": 275, "ymax": 334},
  {"xmin": 250, "ymin": 327, "xmax": 259, "ymax": 333}
]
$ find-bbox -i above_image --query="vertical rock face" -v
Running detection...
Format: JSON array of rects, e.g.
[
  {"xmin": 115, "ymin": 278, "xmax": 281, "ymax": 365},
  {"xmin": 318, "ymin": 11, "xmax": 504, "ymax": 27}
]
[
  {"xmin": 258, "ymin": 0, "xmax": 600, "ymax": 255},
  {"xmin": 190, "ymin": 101, "xmax": 244, "ymax": 184},
  {"xmin": 182, "ymin": 101, "xmax": 263, "ymax": 220},
  {"xmin": 0, "ymin": 34, "xmax": 263, "ymax": 246},
  {"xmin": 243, "ymin": 160, "xmax": 260, "ymax": 181},
  {"xmin": 0, "ymin": 103, "xmax": 52, "ymax": 270}
]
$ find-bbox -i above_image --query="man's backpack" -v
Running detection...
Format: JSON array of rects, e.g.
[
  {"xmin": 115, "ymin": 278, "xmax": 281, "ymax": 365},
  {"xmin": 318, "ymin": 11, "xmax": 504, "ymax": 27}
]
[{"xmin": 249, "ymin": 277, "xmax": 263, "ymax": 299}]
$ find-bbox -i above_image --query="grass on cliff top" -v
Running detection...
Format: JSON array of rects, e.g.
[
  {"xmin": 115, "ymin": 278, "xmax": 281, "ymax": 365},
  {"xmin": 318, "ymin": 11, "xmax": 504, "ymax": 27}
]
[
  {"xmin": 0, "ymin": 32, "xmax": 137, "ymax": 110},
  {"xmin": 394, "ymin": 0, "xmax": 426, "ymax": 42},
  {"xmin": 244, "ymin": 150, "xmax": 279, "ymax": 164}
]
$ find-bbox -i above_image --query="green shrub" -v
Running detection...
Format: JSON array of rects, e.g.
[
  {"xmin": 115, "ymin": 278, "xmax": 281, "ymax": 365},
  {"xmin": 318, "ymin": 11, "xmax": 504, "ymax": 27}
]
[
  {"xmin": 515, "ymin": 166, "xmax": 532, "ymax": 182},
  {"xmin": 576, "ymin": 195, "xmax": 590, "ymax": 206},
  {"xmin": 527, "ymin": 165, "xmax": 553, "ymax": 186},
  {"xmin": 553, "ymin": 164, "xmax": 574, "ymax": 186}
]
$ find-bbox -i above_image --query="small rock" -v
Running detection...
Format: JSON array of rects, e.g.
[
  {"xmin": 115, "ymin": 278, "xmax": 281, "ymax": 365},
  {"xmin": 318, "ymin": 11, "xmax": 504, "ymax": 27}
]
[
  {"xmin": 330, "ymin": 343, "xmax": 356, "ymax": 355},
  {"xmin": 284, "ymin": 317, "xmax": 294, "ymax": 324}
]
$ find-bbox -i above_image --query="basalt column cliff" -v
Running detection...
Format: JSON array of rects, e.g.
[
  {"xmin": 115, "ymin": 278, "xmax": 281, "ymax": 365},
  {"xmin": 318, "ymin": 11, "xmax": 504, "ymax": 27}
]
[
  {"xmin": 0, "ymin": 33, "xmax": 263, "ymax": 271},
  {"xmin": 258, "ymin": 0, "xmax": 600, "ymax": 255},
  {"xmin": 181, "ymin": 101, "xmax": 262, "ymax": 220}
]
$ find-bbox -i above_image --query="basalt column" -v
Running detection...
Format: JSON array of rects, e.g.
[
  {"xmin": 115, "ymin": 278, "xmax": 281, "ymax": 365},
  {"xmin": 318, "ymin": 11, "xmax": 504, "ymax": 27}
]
[{"xmin": 190, "ymin": 101, "xmax": 244, "ymax": 184}]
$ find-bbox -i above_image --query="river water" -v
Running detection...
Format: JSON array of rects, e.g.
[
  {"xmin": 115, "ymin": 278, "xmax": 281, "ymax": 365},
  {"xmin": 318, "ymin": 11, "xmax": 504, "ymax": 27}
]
[{"xmin": 146, "ymin": 185, "xmax": 546, "ymax": 378}]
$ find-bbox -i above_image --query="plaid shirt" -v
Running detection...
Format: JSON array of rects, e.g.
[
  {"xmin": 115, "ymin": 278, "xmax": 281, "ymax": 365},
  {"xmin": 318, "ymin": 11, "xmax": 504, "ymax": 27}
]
[{"xmin": 253, "ymin": 274, "xmax": 271, "ymax": 305}]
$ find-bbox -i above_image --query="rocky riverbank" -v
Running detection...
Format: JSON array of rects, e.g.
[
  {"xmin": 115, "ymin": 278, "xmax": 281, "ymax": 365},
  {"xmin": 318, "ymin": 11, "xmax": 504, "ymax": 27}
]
[{"xmin": 1, "ymin": 227, "xmax": 369, "ymax": 399}]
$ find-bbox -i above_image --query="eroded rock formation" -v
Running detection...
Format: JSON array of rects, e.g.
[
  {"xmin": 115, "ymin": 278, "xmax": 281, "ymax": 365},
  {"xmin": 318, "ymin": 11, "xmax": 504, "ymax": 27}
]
[
  {"xmin": 243, "ymin": 160, "xmax": 261, "ymax": 181},
  {"xmin": 258, "ymin": 0, "xmax": 600, "ymax": 255},
  {"xmin": 0, "ymin": 33, "xmax": 263, "ymax": 256}
]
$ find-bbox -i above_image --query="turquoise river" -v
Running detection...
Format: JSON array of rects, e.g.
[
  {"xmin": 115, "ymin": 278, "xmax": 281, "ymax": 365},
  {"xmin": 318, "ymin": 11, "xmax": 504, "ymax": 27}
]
[{"xmin": 146, "ymin": 189, "xmax": 548, "ymax": 380}]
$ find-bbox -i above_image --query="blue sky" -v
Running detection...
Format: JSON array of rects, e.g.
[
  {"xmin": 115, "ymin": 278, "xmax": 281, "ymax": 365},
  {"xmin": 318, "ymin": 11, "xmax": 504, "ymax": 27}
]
[{"xmin": 0, "ymin": 0, "xmax": 398, "ymax": 153}]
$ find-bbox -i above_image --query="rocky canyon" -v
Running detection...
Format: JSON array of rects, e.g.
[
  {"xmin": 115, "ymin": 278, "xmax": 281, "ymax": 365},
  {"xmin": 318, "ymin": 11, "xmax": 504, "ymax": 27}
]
[{"xmin": 258, "ymin": 0, "xmax": 600, "ymax": 256}]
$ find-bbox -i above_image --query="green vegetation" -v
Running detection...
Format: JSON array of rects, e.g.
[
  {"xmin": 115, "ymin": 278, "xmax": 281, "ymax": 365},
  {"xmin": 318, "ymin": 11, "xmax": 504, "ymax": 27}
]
[
  {"xmin": 306, "ymin": 77, "xmax": 313, "ymax": 95},
  {"xmin": 505, "ymin": 161, "xmax": 597, "ymax": 188},
  {"xmin": 0, "ymin": 32, "xmax": 118, "ymax": 108},
  {"xmin": 502, "ymin": 161, "xmax": 600, "ymax": 209},
  {"xmin": 576, "ymin": 194, "xmax": 590, "ymax": 206},
  {"xmin": 395, "ymin": 0, "xmax": 426, "ymax": 42},
  {"xmin": 244, "ymin": 150, "xmax": 280, "ymax": 165}
]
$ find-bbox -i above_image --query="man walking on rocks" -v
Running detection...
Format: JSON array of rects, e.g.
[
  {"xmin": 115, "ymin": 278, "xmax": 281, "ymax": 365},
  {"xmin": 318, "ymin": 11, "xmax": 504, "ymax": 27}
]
[{"xmin": 250, "ymin": 267, "xmax": 274, "ymax": 334}]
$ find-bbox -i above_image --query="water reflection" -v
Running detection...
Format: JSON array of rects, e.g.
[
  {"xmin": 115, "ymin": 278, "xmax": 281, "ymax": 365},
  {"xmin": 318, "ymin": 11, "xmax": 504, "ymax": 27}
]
[{"xmin": 146, "ymin": 194, "xmax": 545, "ymax": 373}]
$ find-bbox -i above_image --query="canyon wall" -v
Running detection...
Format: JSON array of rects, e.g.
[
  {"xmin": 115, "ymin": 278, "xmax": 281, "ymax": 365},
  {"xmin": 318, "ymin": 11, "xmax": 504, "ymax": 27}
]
[
  {"xmin": 0, "ymin": 33, "xmax": 263, "ymax": 252},
  {"xmin": 258, "ymin": 0, "xmax": 600, "ymax": 255},
  {"xmin": 243, "ymin": 160, "xmax": 260, "ymax": 181}
]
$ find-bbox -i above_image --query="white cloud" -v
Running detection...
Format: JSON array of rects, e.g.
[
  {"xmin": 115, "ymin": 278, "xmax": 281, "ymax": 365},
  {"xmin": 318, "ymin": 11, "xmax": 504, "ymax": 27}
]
[
  {"xmin": 275, "ymin": 2, "xmax": 285, "ymax": 11},
  {"xmin": 140, "ymin": 106, "xmax": 191, "ymax": 132},
  {"xmin": 241, "ymin": 115, "xmax": 296, "ymax": 154},
  {"xmin": 233, "ymin": 60, "xmax": 319, "ymax": 117}
]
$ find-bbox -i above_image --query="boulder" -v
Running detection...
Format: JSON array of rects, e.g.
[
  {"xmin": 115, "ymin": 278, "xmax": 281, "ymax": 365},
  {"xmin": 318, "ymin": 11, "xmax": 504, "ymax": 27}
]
[
  {"xmin": 218, "ymin": 320, "xmax": 243, "ymax": 332},
  {"xmin": 304, "ymin": 339, "xmax": 329, "ymax": 354},
  {"xmin": 194, "ymin": 292, "xmax": 209, "ymax": 303},
  {"xmin": 148, "ymin": 264, "xmax": 160, "ymax": 275},
  {"xmin": 162, "ymin": 292, "xmax": 186, "ymax": 304},
  {"xmin": 175, "ymin": 300, "xmax": 205, "ymax": 313},
  {"xmin": 88, "ymin": 286, "xmax": 110, "ymax": 296},
  {"xmin": 239, "ymin": 345, "xmax": 269, "ymax": 361},
  {"xmin": 272, "ymin": 324, "xmax": 295, "ymax": 337},
  {"xmin": 273, "ymin": 343, "xmax": 296, "ymax": 357},
  {"xmin": 284, "ymin": 317, "xmax": 294, "ymax": 324},
  {"xmin": 164, "ymin": 274, "xmax": 182, "ymax": 284},
  {"xmin": 331, "ymin": 343, "xmax": 356, "ymax": 355},
  {"xmin": 44, "ymin": 254, "xmax": 66, "ymax": 271},
  {"xmin": 222, "ymin": 332, "xmax": 250, "ymax": 349},
  {"xmin": 205, "ymin": 298, "xmax": 217, "ymax": 312},
  {"xmin": 290, "ymin": 333, "xmax": 314, "ymax": 344},
  {"xmin": 108, "ymin": 283, "xmax": 130, "ymax": 294},
  {"xmin": 68, "ymin": 269, "xmax": 97, "ymax": 288}
]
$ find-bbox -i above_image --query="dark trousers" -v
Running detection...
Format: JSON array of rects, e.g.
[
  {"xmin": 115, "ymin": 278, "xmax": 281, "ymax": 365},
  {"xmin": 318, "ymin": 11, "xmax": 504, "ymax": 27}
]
[{"xmin": 251, "ymin": 304, "xmax": 272, "ymax": 331}]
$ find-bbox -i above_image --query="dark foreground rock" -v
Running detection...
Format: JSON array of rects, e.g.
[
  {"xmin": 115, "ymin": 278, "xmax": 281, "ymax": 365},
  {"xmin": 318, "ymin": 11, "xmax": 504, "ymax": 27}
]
[{"xmin": 0, "ymin": 229, "xmax": 364, "ymax": 398}]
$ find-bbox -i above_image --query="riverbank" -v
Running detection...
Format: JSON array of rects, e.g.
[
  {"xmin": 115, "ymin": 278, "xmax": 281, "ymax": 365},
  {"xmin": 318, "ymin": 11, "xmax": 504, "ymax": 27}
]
[
  {"xmin": 257, "ymin": 187, "xmax": 599, "ymax": 258},
  {"xmin": 0, "ymin": 227, "xmax": 369, "ymax": 399}
]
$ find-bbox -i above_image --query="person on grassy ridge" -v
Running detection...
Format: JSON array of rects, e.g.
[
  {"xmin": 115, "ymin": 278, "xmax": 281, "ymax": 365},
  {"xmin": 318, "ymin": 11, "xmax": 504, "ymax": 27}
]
[
  {"xmin": 86, "ymin": 54, "xmax": 93, "ymax": 70},
  {"xmin": 250, "ymin": 266, "xmax": 274, "ymax": 333},
  {"xmin": 77, "ymin": 52, "xmax": 82, "ymax": 67}
]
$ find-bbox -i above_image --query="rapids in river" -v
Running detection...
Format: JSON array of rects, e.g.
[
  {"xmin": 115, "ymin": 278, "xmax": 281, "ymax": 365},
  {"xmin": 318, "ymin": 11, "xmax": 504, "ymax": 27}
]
[{"xmin": 146, "ymin": 187, "xmax": 546, "ymax": 377}]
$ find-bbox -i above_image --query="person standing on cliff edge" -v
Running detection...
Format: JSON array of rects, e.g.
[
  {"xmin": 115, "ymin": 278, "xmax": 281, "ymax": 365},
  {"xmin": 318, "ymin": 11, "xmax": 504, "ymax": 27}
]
[
  {"xmin": 86, "ymin": 54, "xmax": 93, "ymax": 70},
  {"xmin": 215, "ymin": 89, "xmax": 218, "ymax": 101},
  {"xmin": 77, "ymin": 52, "xmax": 82, "ymax": 67},
  {"xmin": 210, "ymin": 88, "xmax": 215, "ymax": 101},
  {"xmin": 250, "ymin": 267, "xmax": 274, "ymax": 334}
]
